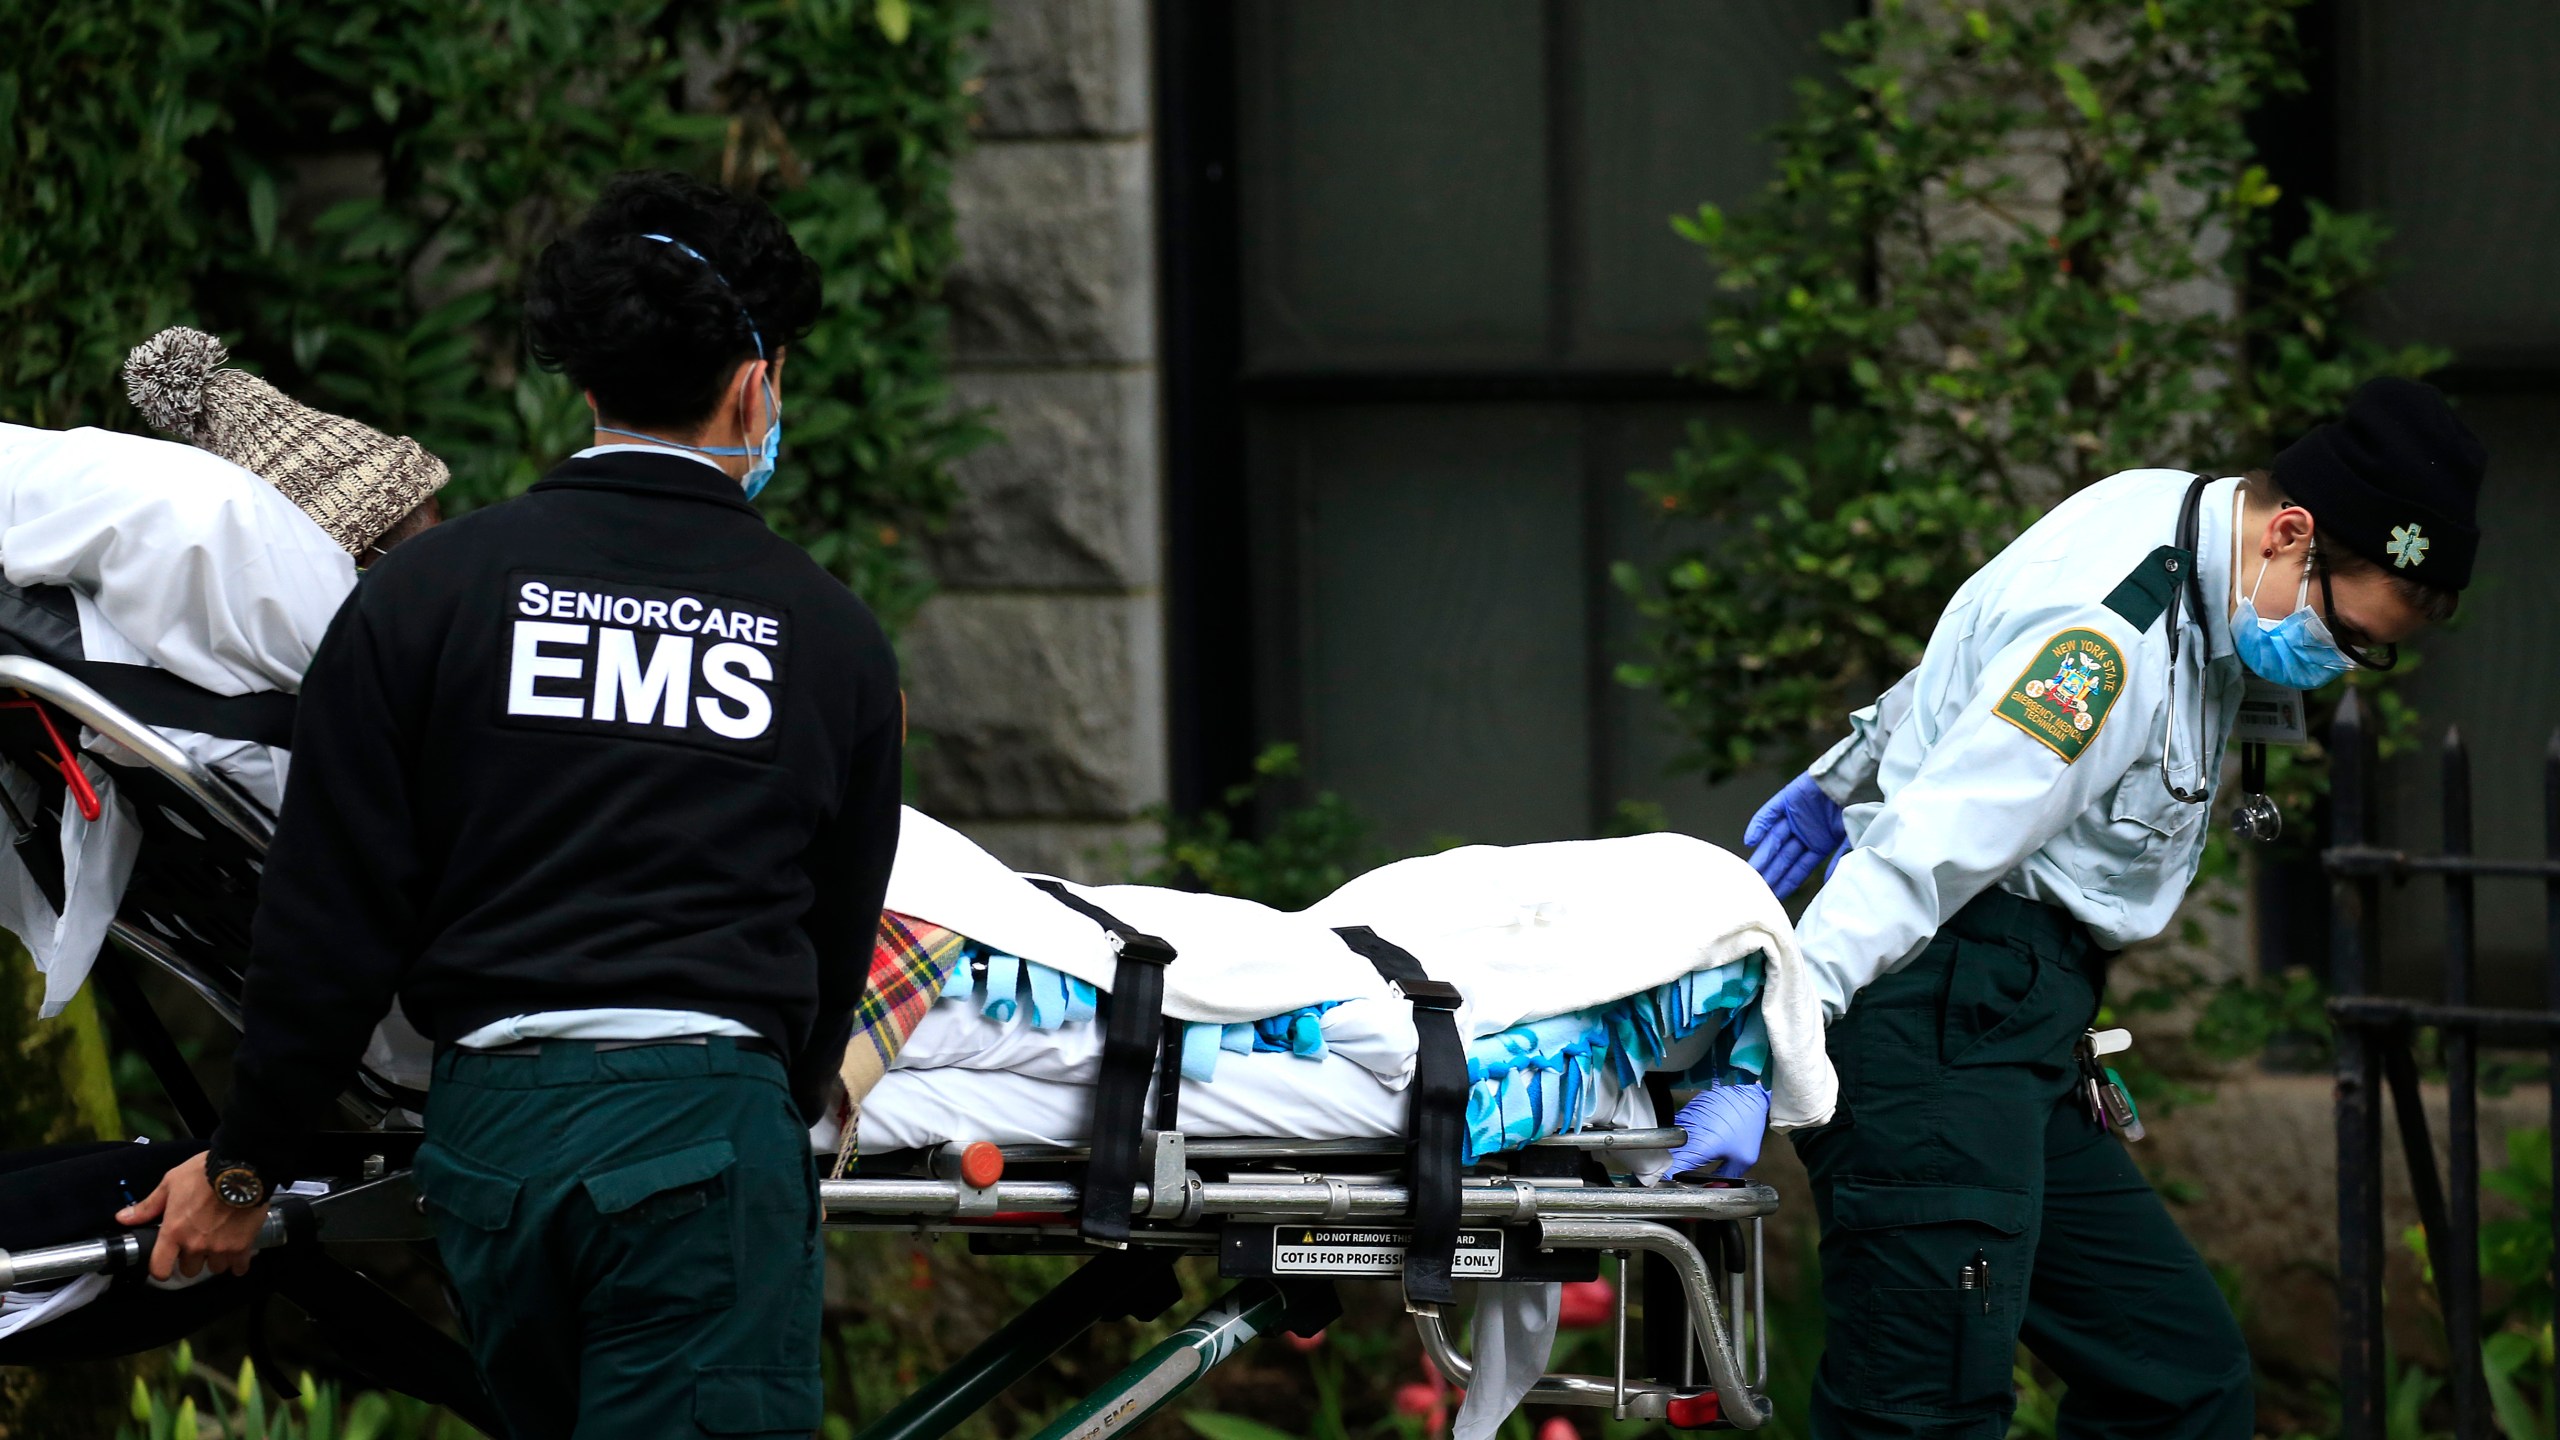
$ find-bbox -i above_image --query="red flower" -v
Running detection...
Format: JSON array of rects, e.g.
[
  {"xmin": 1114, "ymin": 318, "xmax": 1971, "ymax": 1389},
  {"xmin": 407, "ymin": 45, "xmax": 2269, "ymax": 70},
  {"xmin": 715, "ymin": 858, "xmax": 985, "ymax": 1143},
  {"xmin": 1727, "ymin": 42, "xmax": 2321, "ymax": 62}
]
[
  {"xmin": 1538, "ymin": 1417, "xmax": 1581, "ymax": 1440},
  {"xmin": 1395, "ymin": 1355, "xmax": 1462, "ymax": 1435},
  {"xmin": 1283, "ymin": 1329, "xmax": 1326, "ymax": 1353},
  {"xmin": 1394, "ymin": 1382, "xmax": 1448, "ymax": 1435},
  {"xmin": 1556, "ymin": 1278, "xmax": 1616, "ymax": 1330}
]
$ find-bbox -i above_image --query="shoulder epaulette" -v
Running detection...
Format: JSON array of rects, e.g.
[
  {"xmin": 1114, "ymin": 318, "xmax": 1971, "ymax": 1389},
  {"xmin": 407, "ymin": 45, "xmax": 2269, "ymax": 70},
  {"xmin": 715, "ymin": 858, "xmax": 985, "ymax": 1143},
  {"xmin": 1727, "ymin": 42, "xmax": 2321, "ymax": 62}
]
[{"xmin": 2101, "ymin": 545, "xmax": 2192, "ymax": 633}]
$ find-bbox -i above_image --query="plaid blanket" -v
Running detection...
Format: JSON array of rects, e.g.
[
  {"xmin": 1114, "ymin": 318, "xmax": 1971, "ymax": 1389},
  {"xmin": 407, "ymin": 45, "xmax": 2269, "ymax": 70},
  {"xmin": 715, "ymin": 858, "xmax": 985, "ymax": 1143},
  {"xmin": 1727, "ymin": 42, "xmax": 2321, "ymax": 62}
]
[{"xmin": 838, "ymin": 910, "xmax": 970, "ymax": 1112}]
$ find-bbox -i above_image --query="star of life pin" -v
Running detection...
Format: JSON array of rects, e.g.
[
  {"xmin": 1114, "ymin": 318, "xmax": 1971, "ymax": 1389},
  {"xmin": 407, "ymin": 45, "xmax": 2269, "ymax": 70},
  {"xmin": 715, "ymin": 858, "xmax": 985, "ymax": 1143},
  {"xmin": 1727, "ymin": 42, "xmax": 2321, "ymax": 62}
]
[{"xmin": 2387, "ymin": 522, "xmax": 2430, "ymax": 569}]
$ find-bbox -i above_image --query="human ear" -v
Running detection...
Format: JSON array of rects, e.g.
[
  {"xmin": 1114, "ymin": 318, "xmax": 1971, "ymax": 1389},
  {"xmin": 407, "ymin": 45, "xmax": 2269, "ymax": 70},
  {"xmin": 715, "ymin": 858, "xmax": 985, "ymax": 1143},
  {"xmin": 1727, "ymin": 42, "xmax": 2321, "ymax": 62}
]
[{"xmin": 2265, "ymin": 505, "xmax": 2316, "ymax": 558}]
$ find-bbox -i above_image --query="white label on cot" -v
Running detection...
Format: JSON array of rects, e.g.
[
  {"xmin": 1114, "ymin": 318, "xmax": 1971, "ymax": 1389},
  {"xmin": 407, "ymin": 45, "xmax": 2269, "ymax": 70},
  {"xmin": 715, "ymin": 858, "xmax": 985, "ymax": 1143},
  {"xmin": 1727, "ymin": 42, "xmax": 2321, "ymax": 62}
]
[
  {"xmin": 2232, "ymin": 675, "xmax": 2309, "ymax": 745},
  {"xmin": 1269, "ymin": 1226, "xmax": 1505, "ymax": 1278}
]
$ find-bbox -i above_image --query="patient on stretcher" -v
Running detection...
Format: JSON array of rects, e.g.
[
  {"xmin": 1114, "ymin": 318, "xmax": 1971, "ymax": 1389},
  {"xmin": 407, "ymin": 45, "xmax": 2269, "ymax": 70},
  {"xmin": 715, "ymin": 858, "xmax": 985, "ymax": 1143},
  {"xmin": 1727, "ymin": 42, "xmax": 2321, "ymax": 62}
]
[{"xmin": 0, "ymin": 328, "xmax": 446, "ymax": 1019}]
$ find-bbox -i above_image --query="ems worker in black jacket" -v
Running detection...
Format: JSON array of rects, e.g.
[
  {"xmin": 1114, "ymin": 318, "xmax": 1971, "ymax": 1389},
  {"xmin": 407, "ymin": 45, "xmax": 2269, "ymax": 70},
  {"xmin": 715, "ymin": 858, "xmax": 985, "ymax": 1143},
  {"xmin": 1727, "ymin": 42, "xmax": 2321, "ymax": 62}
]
[{"xmin": 122, "ymin": 171, "xmax": 904, "ymax": 1437}]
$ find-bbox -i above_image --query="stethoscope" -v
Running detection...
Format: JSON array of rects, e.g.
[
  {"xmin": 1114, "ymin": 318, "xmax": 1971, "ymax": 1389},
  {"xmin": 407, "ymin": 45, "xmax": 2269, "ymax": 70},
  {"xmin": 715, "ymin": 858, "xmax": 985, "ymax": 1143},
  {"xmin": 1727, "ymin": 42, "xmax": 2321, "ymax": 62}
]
[{"xmin": 2160, "ymin": 475, "xmax": 2282, "ymax": 841}]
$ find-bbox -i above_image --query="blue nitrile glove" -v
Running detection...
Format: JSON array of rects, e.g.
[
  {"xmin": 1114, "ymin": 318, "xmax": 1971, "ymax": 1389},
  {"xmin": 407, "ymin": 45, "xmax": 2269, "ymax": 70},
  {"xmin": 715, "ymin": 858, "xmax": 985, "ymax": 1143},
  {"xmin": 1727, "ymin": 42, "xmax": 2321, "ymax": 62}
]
[
  {"xmin": 1667, "ymin": 1084, "xmax": 1771, "ymax": 1180},
  {"xmin": 1743, "ymin": 771, "xmax": 1847, "ymax": 899}
]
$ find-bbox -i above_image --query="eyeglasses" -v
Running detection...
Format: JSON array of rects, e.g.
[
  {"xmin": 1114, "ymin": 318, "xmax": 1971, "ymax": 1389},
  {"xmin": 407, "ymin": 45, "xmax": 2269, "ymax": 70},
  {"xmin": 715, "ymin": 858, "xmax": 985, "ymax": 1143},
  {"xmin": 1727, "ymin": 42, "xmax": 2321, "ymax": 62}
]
[{"xmin": 2311, "ymin": 547, "xmax": 2398, "ymax": 672}]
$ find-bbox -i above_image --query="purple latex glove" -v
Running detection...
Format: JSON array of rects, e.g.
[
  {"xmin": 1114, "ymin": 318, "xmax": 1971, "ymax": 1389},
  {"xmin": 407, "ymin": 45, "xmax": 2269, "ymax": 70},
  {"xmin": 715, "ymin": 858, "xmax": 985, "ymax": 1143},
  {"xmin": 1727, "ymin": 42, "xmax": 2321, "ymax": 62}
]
[
  {"xmin": 1667, "ymin": 1084, "xmax": 1771, "ymax": 1180},
  {"xmin": 1743, "ymin": 771, "xmax": 1847, "ymax": 899}
]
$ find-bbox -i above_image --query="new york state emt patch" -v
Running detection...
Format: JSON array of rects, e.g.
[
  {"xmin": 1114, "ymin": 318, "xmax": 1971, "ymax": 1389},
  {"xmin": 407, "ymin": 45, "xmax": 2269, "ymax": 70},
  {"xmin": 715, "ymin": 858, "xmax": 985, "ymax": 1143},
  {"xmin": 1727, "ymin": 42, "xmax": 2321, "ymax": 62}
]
[{"xmin": 1993, "ymin": 628, "xmax": 2125, "ymax": 763}]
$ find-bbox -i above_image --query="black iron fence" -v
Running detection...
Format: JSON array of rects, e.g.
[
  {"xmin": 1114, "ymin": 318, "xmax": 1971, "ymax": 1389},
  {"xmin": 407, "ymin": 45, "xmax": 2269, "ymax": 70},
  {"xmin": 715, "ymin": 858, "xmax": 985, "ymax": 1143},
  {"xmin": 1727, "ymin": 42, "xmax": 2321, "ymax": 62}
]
[{"xmin": 2326, "ymin": 689, "xmax": 2560, "ymax": 1440}]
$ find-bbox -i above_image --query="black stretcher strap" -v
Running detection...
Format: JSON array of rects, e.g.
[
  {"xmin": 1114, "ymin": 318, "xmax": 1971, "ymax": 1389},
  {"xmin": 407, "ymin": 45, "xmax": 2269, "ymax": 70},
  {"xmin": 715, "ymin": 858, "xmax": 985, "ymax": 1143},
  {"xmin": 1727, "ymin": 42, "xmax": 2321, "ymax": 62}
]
[
  {"xmin": 1332, "ymin": 925, "xmax": 1467, "ymax": 1306},
  {"xmin": 1028, "ymin": 879, "xmax": 1179, "ymax": 1247},
  {"xmin": 0, "ymin": 579, "xmax": 300, "ymax": 749},
  {"xmin": 0, "ymin": 580, "xmax": 86, "ymax": 660},
  {"xmin": 60, "ymin": 658, "xmax": 301, "ymax": 750}
]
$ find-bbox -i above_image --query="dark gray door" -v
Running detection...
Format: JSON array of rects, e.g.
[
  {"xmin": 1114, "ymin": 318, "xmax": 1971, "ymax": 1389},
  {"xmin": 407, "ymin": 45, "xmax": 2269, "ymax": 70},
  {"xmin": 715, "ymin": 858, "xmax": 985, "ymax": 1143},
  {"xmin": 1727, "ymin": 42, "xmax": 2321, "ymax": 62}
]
[
  {"xmin": 2338, "ymin": 0, "xmax": 2560, "ymax": 995},
  {"xmin": 1232, "ymin": 0, "xmax": 1848, "ymax": 850}
]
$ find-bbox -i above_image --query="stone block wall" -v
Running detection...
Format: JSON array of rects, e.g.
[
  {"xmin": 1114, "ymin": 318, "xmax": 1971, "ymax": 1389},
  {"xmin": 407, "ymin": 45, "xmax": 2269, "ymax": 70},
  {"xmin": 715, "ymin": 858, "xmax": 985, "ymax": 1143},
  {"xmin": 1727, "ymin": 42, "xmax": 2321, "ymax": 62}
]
[{"xmin": 908, "ymin": 0, "xmax": 1165, "ymax": 878}]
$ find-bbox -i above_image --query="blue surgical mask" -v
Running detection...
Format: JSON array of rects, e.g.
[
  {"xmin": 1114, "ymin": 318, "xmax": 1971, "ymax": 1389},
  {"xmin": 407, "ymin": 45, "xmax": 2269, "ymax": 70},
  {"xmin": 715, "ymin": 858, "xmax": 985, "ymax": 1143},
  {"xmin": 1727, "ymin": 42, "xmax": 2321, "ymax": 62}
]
[
  {"xmin": 2229, "ymin": 545, "xmax": 2355, "ymax": 691},
  {"xmin": 740, "ymin": 382, "xmax": 780, "ymax": 501},
  {"xmin": 593, "ymin": 232, "xmax": 782, "ymax": 502},
  {"xmin": 596, "ymin": 366, "xmax": 779, "ymax": 499}
]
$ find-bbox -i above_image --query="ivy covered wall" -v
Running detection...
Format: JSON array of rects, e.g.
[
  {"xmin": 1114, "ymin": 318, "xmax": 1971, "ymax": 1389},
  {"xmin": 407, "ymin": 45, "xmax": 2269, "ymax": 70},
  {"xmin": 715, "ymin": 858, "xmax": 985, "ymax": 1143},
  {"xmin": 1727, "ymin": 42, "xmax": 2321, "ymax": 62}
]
[{"xmin": 5, "ymin": 0, "xmax": 985, "ymax": 619}]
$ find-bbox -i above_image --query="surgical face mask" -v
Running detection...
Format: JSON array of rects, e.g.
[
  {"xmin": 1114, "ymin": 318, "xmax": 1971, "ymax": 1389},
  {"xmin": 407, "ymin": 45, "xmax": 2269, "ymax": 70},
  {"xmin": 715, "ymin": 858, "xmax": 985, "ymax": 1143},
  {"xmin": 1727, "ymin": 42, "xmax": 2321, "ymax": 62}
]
[
  {"xmin": 740, "ymin": 381, "xmax": 780, "ymax": 500},
  {"xmin": 594, "ymin": 366, "xmax": 779, "ymax": 498},
  {"xmin": 2229, "ymin": 543, "xmax": 2355, "ymax": 691}
]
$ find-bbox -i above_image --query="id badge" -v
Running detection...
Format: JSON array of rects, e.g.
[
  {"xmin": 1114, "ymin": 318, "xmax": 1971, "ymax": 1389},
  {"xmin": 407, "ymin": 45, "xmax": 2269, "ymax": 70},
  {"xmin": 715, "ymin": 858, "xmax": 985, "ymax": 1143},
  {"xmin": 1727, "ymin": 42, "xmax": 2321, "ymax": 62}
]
[{"xmin": 2232, "ymin": 674, "xmax": 2308, "ymax": 745}]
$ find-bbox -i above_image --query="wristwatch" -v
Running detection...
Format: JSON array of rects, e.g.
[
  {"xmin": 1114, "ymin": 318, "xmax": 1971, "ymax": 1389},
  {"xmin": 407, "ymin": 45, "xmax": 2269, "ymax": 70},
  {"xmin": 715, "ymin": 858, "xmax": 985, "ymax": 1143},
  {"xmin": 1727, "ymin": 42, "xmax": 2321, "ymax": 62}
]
[{"xmin": 204, "ymin": 1152, "xmax": 269, "ymax": 1210}]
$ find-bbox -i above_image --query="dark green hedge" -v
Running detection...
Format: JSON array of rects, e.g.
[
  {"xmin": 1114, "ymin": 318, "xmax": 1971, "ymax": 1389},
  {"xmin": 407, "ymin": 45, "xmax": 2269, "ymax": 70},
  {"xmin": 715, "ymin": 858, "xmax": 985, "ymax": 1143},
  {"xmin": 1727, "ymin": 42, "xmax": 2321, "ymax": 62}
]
[{"xmin": 5, "ymin": 0, "xmax": 985, "ymax": 620}]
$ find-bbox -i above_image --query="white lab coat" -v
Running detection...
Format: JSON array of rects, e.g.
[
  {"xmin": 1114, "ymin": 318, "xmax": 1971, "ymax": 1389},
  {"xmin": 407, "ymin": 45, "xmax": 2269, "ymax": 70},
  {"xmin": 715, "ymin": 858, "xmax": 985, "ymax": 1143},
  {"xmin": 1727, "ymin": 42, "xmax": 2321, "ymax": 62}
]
[{"xmin": 0, "ymin": 425, "xmax": 356, "ymax": 1015}]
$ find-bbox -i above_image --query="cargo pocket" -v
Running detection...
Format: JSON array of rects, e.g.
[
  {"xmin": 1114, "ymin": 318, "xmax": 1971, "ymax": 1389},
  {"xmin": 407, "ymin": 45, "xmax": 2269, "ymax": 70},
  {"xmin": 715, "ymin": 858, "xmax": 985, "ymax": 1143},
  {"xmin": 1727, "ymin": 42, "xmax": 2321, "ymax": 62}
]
[
  {"xmin": 693, "ymin": 1364, "xmax": 823, "ymax": 1435},
  {"xmin": 1829, "ymin": 1178, "xmax": 2031, "ymax": 1416},
  {"xmin": 583, "ymin": 1140, "xmax": 739, "ymax": 1318},
  {"xmin": 412, "ymin": 1144, "xmax": 522, "ymax": 1232}
]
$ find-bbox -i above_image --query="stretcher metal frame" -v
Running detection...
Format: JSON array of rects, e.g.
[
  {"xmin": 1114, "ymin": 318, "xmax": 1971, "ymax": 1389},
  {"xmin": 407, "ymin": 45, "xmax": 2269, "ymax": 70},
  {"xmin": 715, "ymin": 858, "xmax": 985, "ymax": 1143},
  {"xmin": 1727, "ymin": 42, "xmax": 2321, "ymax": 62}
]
[
  {"xmin": 0, "ymin": 653, "xmax": 1781, "ymax": 1434},
  {"xmin": 818, "ymin": 1148, "xmax": 1776, "ymax": 1436}
]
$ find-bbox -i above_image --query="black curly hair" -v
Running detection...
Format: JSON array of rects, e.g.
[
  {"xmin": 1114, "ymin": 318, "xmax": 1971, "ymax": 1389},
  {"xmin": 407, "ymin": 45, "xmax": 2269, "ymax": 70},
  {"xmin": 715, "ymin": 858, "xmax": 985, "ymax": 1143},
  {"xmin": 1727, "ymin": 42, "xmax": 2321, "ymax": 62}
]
[{"xmin": 525, "ymin": 171, "xmax": 822, "ymax": 431}]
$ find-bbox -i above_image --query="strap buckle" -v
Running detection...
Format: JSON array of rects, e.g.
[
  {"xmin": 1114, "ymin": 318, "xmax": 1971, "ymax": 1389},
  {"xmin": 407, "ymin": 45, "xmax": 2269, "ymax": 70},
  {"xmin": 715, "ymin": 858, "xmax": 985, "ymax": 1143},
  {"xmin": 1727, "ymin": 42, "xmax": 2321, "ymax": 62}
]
[
  {"xmin": 1109, "ymin": 931, "xmax": 1178, "ymax": 967},
  {"xmin": 1395, "ymin": 978, "xmax": 1464, "ymax": 1012}
]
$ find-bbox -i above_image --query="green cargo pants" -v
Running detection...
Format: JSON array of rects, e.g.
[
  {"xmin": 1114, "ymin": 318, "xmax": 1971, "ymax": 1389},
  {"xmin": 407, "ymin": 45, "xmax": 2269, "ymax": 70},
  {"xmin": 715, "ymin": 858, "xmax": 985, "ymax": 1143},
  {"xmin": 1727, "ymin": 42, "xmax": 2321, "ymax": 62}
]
[
  {"xmin": 414, "ymin": 1038, "xmax": 823, "ymax": 1439},
  {"xmin": 1792, "ymin": 890, "xmax": 2253, "ymax": 1440}
]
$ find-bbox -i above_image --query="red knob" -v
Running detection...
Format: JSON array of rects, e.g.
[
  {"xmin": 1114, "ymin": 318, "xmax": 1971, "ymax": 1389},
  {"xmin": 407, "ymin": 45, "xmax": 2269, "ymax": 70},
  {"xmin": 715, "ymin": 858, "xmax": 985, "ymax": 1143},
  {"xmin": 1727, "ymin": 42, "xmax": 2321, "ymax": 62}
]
[
  {"xmin": 1666, "ymin": 1393, "xmax": 1723, "ymax": 1430},
  {"xmin": 958, "ymin": 1141, "xmax": 1005, "ymax": 1190}
]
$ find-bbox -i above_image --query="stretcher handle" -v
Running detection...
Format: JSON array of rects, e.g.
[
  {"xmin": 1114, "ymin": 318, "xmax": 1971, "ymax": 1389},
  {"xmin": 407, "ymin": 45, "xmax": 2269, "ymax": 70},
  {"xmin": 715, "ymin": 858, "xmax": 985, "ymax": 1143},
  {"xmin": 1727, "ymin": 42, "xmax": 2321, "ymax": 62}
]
[
  {"xmin": 0, "ymin": 1174, "xmax": 425, "ymax": 1290},
  {"xmin": 0, "ymin": 1210, "xmax": 288, "ymax": 1292}
]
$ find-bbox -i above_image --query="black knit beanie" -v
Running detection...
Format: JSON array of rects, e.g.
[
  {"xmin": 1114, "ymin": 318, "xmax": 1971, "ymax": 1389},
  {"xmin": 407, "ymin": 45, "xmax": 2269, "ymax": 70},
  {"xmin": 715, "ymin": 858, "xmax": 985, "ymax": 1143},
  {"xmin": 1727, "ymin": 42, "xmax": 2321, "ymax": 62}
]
[{"xmin": 2272, "ymin": 377, "xmax": 2487, "ymax": 591}]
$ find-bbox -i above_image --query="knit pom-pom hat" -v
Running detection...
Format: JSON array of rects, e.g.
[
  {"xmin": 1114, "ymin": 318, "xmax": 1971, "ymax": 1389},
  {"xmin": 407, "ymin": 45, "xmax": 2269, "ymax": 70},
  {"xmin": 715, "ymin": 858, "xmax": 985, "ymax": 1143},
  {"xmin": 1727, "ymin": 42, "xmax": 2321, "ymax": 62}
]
[{"xmin": 123, "ymin": 326, "xmax": 450, "ymax": 554}]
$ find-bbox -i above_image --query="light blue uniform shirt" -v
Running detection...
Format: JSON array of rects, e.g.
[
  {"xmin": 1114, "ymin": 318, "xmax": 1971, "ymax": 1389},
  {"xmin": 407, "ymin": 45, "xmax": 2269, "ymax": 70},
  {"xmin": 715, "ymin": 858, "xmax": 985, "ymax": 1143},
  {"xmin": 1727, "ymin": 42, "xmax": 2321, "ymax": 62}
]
[{"xmin": 1796, "ymin": 470, "xmax": 2251, "ymax": 1020}]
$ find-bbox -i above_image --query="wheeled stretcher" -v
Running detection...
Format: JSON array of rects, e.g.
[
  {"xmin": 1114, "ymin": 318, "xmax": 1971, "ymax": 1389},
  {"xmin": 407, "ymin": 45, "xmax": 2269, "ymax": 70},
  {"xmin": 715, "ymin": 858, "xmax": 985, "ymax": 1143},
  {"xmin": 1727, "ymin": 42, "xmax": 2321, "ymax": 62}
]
[{"xmin": 0, "ymin": 639, "xmax": 1789, "ymax": 1435}]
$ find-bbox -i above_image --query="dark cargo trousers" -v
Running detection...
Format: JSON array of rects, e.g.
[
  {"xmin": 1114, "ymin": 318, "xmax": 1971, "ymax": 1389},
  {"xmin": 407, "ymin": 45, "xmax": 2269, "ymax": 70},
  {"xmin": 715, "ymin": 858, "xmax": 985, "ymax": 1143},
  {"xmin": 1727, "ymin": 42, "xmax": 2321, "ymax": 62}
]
[
  {"xmin": 415, "ymin": 1038, "xmax": 823, "ymax": 1439},
  {"xmin": 1792, "ymin": 891, "xmax": 2253, "ymax": 1439}
]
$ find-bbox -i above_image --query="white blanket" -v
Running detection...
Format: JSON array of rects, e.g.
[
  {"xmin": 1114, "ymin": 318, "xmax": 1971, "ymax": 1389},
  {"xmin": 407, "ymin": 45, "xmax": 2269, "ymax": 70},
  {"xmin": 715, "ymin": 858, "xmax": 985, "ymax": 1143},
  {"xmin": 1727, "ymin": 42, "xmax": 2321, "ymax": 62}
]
[
  {"xmin": 0, "ymin": 425, "xmax": 354, "ymax": 697},
  {"xmin": 887, "ymin": 810, "xmax": 1399, "ymax": 1022},
  {"xmin": 0, "ymin": 425, "xmax": 353, "ymax": 1016},
  {"xmin": 887, "ymin": 813, "xmax": 1836, "ymax": 1129},
  {"xmin": 1305, "ymin": 834, "xmax": 1833, "ymax": 1129}
]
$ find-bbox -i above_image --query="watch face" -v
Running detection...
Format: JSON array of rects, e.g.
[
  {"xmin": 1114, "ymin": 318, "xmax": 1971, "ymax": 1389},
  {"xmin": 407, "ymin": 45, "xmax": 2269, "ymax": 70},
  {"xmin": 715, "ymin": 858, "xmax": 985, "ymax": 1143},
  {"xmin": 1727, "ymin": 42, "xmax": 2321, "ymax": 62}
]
[{"xmin": 213, "ymin": 1166, "xmax": 265, "ymax": 1209}]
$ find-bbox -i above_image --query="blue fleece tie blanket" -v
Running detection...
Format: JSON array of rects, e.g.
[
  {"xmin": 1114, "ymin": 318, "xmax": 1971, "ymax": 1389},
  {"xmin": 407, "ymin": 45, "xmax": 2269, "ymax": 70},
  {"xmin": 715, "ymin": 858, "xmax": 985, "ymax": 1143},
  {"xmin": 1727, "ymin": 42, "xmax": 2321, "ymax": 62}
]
[{"xmin": 937, "ymin": 947, "xmax": 1767, "ymax": 1162}]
